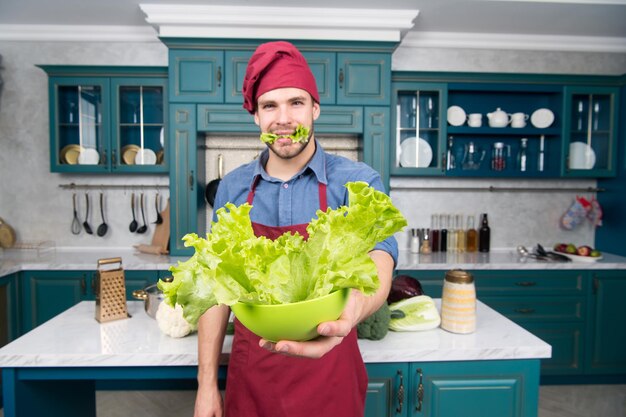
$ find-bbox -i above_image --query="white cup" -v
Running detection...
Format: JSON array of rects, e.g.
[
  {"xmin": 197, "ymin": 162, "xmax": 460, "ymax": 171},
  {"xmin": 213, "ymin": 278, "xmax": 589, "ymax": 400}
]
[
  {"xmin": 511, "ymin": 112, "xmax": 529, "ymax": 128},
  {"xmin": 467, "ymin": 113, "xmax": 482, "ymax": 127}
]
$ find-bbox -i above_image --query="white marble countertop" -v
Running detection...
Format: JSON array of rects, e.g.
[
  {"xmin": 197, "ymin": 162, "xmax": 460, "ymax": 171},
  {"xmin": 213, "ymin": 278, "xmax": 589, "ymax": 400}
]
[
  {"xmin": 0, "ymin": 300, "xmax": 550, "ymax": 367},
  {"xmin": 2, "ymin": 247, "xmax": 625, "ymax": 280}
]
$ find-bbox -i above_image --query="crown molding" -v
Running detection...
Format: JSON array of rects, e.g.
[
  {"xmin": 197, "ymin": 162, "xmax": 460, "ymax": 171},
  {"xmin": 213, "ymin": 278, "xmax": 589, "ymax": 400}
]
[
  {"xmin": 140, "ymin": 4, "xmax": 418, "ymax": 42},
  {"xmin": 401, "ymin": 31, "xmax": 626, "ymax": 53},
  {"xmin": 0, "ymin": 24, "xmax": 158, "ymax": 42}
]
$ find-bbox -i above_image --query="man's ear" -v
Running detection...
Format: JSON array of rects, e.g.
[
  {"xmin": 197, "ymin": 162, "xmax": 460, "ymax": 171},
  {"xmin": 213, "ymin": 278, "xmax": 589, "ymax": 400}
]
[
  {"xmin": 312, "ymin": 102, "xmax": 320, "ymax": 121},
  {"xmin": 254, "ymin": 111, "xmax": 260, "ymax": 126}
]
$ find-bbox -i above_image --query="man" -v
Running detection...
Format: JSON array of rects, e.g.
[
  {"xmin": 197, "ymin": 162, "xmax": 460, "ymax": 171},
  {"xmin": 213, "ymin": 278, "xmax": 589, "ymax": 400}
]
[{"xmin": 194, "ymin": 41, "xmax": 398, "ymax": 417}]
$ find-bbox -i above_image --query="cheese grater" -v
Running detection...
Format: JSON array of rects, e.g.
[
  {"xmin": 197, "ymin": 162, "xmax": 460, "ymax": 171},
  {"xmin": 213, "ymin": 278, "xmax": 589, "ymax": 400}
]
[{"xmin": 95, "ymin": 257, "xmax": 129, "ymax": 323}]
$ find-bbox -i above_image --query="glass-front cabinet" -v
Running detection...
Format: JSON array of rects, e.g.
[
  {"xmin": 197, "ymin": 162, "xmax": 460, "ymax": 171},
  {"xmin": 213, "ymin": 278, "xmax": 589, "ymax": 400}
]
[
  {"xmin": 391, "ymin": 83, "xmax": 446, "ymax": 176},
  {"xmin": 563, "ymin": 86, "xmax": 619, "ymax": 177},
  {"xmin": 391, "ymin": 72, "xmax": 621, "ymax": 179},
  {"xmin": 40, "ymin": 66, "xmax": 168, "ymax": 173}
]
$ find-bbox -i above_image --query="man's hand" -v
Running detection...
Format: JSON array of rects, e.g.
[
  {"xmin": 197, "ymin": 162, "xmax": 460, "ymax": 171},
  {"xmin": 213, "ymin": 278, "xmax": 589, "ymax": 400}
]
[
  {"xmin": 258, "ymin": 290, "xmax": 363, "ymax": 359},
  {"xmin": 193, "ymin": 385, "xmax": 224, "ymax": 417}
]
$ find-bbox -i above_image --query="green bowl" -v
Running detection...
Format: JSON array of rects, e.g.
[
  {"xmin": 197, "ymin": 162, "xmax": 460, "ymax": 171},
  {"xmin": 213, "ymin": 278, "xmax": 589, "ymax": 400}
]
[{"xmin": 230, "ymin": 288, "xmax": 350, "ymax": 342}]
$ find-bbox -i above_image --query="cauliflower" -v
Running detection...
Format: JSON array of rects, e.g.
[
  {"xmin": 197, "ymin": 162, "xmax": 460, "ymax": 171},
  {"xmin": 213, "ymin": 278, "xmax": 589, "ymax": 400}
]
[{"xmin": 155, "ymin": 302, "xmax": 197, "ymax": 338}]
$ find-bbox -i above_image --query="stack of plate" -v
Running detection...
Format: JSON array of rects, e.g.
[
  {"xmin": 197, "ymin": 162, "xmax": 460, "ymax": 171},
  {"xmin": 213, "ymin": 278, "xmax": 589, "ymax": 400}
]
[
  {"xmin": 60, "ymin": 144, "xmax": 82, "ymax": 165},
  {"xmin": 121, "ymin": 145, "xmax": 141, "ymax": 165},
  {"xmin": 77, "ymin": 148, "xmax": 100, "ymax": 165},
  {"xmin": 134, "ymin": 149, "xmax": 157, "ymax": 165},
  {"xmin": 399, "ymin": 137, "xmax": 433, "ymax": 168}
]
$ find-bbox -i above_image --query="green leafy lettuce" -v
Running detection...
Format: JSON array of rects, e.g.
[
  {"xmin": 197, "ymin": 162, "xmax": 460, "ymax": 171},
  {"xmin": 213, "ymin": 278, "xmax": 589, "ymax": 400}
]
[
  {"xmin": 159, "ymin": 181, "xmax": 407, "ymax": 325},
  {"xmin": 260, "ymin": 125, "xmax": 310, "ymax": 144}
]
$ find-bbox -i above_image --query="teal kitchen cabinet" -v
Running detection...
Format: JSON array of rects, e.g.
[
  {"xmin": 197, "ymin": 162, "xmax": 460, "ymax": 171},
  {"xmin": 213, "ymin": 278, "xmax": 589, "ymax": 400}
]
[
  {"xmin": 396, "ymin": 269, "xmax": 586, "ymax": 376},
  {"xmin": 365, "ymin": 360, "xmax": 539, "ymax": 417},
  {"xmin": 409, "ymin": 360, "xmax": 539, "ymax": 417},
  {"xmin": 0, "ymin": 273, "xmax": 19, "ymax": 346},
  {"xmin": 365, "ymin": 363, "xmax": 407, "ymax": 417},
  {"xmin": 337, "ymin": 53, "xmax": 391, "ymax": 106},
  {"xmin": 20, "ymin": 270, "xmax": 159, "ymax": 332},
  {"xmin": 39, "ymin": 66, "xmax": 168, "ymax": 174},
  {"xmin": 586, "ymin": 271, "xmax": 626, "ymax": 374},
  {"xmin": 391, "ymin": 72, "xmax": 622, "ymax": 179},
  {"xmin": 562, "ymin": 86, "xmax": 620, "ymax": 178},
  {"xmin": 169, "ymin": 50, "xmax": 224, "ymax": 103}
]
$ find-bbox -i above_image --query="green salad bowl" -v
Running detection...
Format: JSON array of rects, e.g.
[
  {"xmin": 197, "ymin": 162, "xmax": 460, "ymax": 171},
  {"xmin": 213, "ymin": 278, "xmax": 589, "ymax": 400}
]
[{"xmin": 230, "ymin": 288, "xmax": 350, "ymax": 342}]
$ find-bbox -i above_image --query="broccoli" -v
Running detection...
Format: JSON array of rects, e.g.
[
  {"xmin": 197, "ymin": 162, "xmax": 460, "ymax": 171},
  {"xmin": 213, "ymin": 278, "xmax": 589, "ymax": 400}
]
[{"xmin": 357, "ymin": 302, "xmax": 391, "ymax": 340}]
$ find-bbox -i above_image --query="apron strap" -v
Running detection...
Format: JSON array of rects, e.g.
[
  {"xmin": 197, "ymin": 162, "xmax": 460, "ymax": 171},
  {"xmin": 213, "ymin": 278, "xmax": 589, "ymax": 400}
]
[{"xmin": 247, "ymin": 176, "xmax": 328, "ymax": 212}]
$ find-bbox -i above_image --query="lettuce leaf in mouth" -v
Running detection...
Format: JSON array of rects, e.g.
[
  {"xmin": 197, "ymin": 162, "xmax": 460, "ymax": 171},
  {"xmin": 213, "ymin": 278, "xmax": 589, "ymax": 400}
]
[
  {"xmin": 159, "ymin": 181, "xmax": 407, "ymax": 325},
  {"xmin": 260, "ymin": 125, "xmax": 310, "ymax": 144}
]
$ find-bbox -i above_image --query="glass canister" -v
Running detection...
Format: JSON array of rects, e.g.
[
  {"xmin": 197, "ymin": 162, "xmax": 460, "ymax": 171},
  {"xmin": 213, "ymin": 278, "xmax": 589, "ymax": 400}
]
[
  {"xmin": 440, "ymin": 269, "xmax": 476, "ymax": 334},
  {"xmin": 492, "ymin": 142, "xmax": 505, "ymax": 171}
]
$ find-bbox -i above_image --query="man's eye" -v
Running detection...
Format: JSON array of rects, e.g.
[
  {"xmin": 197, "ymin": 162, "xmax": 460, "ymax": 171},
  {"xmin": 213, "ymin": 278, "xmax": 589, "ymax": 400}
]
[{"xmin": 262, "ymin": 103, "xmax": 275, "ymax": 109}]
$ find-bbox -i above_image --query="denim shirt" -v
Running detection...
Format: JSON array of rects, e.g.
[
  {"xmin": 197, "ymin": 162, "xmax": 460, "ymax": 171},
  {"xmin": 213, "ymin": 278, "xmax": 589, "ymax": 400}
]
[{"xmin": 212, "ymin": 141, "xmax": 398, "ymax": 263}]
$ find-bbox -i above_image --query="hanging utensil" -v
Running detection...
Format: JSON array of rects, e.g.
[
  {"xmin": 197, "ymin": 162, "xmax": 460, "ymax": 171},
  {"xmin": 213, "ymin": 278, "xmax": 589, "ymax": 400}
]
[
  {"xmin": 83, "ymin": 193, "xmax": 93, "ymax": 235},
  {"xmin": 153, "ymin": 192, "xmax": 163, "ymax": 224},
  {"xmin": 71, "ymin": 193, "xmax": 81, "ymax": 235},
  {"xmin": 129, "ymin": 193, "xmax": 138, "ymax": 233},
  {"xmin": 205, "ymin": 154, "xmax": 223, "ymax": 208},
  {"xmin": 97, "ymin": 192, "xmax": 108, "ymax": 237},
  {"xmin": 136, "ymin": 193, "xmax": 148, "ymax": 234}
]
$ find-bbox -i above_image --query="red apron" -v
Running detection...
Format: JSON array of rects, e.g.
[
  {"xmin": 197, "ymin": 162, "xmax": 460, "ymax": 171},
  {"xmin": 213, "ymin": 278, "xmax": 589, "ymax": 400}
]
[{"xmin": 224, "ymin": 176, "xmax": 368, "ymax": 417}]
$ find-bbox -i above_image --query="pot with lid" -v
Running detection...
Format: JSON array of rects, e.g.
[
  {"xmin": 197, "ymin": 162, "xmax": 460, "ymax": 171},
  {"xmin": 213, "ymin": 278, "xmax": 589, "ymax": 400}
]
[{"xmin": 133, "ymin": 277, "xmax": 172, "ymax": 318}]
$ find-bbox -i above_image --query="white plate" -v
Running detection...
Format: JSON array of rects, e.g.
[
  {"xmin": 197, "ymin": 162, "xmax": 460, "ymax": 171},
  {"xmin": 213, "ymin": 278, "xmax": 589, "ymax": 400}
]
[
  {"xmin": 569, "ymin": 142, "xmax": 596, "ymax": 170},
  {"xmin": 77, "ymin": 148, "xmax": 100, "ymax": 165},
  {"xmin": 447, "ymin": 105, "xmax": 466, "ymax": 126},
  {"xmin": 558, "ymin": 252, "xmax": 603, "ymax": 263},
  {"xmin": 400, "ymin": 137, "xmax": 433, "ymax": 168},
  {"xmin": 530, "ymin": 108, "xmax": 555, "ymax": 128},
  {"xmin": 134, "ymin": 149, "xmax": 157, "ymax": 165}
]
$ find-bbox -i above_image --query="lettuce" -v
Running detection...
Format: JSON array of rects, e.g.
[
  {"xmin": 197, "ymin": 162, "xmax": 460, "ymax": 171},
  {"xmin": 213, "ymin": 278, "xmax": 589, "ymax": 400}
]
[
  {"xmin": 388, "ymin": 295, "xmax": 441, "ymax": 332},
  {"xmin": 159, "ymin": 181, "xmax": 407, "ymax": 325},
  {"xmin": 260, "ymin": 125, "xmax": 310, "ymax": 144}
]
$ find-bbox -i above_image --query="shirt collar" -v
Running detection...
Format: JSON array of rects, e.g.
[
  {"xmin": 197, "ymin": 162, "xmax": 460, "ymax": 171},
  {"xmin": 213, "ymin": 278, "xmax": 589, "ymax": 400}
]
[{"xmin": 253, "ymin": 139, "xmax": 328, "ymax": 184}]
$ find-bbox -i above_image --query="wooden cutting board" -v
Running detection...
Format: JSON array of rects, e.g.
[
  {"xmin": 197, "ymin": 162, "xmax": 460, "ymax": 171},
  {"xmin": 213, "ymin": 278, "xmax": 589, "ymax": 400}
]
[{"xmin": 150, "ymin": 200, "xmax": 170, "ymax": 253}]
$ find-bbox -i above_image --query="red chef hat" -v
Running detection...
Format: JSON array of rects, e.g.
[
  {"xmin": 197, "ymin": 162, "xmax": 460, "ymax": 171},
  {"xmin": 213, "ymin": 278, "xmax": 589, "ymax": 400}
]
[{"xmin": 242, "ymin": 41, "xmax": 319, "ymax": 114}]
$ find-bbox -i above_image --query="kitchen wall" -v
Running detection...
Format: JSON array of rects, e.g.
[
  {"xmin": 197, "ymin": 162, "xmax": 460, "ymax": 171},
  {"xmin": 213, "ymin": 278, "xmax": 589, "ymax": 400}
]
[{"xmin": 0, "ymin": 38, "xmax": 624, "ymax": 252}]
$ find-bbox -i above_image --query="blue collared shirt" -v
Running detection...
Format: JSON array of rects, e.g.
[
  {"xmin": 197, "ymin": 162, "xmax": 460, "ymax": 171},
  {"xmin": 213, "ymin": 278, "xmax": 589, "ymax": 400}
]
[{"xmin": 212, "ymin": 141, "xmax": 398, "ymax": 263}]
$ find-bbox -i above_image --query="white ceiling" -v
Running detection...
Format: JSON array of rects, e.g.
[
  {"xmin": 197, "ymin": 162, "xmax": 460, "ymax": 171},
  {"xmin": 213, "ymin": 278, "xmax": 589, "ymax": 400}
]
[{"xmin": 1, "ymin": 0, "xmax": 626, "ymax": 52}]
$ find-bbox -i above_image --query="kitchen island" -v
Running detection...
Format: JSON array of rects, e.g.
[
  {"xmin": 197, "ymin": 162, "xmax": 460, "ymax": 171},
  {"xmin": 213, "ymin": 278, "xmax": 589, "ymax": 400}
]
[{"xmin": 0, "ymin": 300, "xmax": 550, "ymax": 417}]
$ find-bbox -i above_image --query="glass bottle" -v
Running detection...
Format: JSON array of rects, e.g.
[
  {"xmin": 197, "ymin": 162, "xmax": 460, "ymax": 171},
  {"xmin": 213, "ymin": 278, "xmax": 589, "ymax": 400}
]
[
  {"xmin": 456, "ymin": 214, "xmax": 466, "ymax": 253},
  {"xmin": 430, "ymin": 214, "xmax": 440, "ymax": 252},
  {"xmin": 538, "ymin": 135, "xmax": 545, "ymax": 172},
  {"xmin": 446, "ymin": 136, "xmax": 456, "ymax": 171},
  {"xmin": 492, "ymin": 142, "xmax": 505, "ymax": 171},
  {"xmin": 478, "ymin": 213, "xmax": 490, "ymax": 253},
  {"xmin": 447, "ymin": 214, "xmax": 457, "ymax": 253},
  {"xmin": 410, "ymin": 228, "xmax": 420, "ymax": 254},
  {"xmin": 420, "ymin": 229, "xmax": 432, "ymax": 254},
  {"xmin": 518, "ymin": 138, "xmax": 528, "ymax": 172},
  {"xmin": 466, "ymin": 215, "xmax": 478, "ymax": 253},
  {"xmin": 439, "ymin": 214, "xmax": 448, "ymax": 253}
]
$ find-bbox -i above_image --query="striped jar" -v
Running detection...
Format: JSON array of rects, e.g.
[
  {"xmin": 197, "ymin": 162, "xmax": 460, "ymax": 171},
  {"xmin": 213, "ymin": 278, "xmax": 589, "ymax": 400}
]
[{"xmin": 440, "ymin": 269, "xmax": 476, "ymax": 334}]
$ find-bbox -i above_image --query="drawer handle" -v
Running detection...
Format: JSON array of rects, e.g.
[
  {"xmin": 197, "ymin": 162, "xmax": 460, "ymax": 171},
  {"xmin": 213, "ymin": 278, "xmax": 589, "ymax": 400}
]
[
  {"xmin": 515, "ymin": 281, "xmax": 537, "ymax": 287},
  {"xmin": 396, "ymin": 370, "xmax": 404, "ymax": 413},
  {"xmin": 515, "ymin": 308, "xmax": 536, "ymax": 314},
  {"xmin": 415, "ymin": 368, "xmax": 424, "ymax": 412}
]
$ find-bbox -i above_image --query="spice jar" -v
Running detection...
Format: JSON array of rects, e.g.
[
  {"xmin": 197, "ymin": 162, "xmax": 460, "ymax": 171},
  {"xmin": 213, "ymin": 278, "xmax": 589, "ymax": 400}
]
[{"xmin": 440, "ymin": 269, "xmax": 476, "ymax": 334}]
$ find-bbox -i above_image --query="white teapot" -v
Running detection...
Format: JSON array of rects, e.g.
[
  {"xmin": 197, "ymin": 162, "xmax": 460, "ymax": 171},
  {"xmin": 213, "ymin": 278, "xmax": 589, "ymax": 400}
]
[{"xmin": 487, "ymin": 108, "xmax": 510, "ymax": 128}]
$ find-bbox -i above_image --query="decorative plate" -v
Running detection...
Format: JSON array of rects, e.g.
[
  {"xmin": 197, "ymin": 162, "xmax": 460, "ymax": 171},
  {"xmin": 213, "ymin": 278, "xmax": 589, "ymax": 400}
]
[
  {"xmin": 121, "ymin": 145, "xmax": 141, "ymax": 165},
  {"xmin": 134, "ymin": 148, "xmax": 157, "ymax": 165},
  {"xmin": 569, "ymin": 142, "xmax": 596, "ymax": 170},
  {"xmin": 530, "ymin": 108, "xmax": 555, "ymax": 128},
  {"xmin": 77, "ymin": 148, "xmax": 100, "ymax": 165},
  {"xmin": 400, "ymin": 137, "xmax": 433, "ymax": 168},
  {"xmin": 447, "ymin": 105, "xmax": 466, "ymax": 126}
]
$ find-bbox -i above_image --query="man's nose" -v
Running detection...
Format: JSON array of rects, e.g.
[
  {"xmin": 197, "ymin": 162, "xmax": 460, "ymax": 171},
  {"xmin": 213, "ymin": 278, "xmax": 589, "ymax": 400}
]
[{"xmin": 276, "ymin": 105, "xmax": 292, "ymax": 124}]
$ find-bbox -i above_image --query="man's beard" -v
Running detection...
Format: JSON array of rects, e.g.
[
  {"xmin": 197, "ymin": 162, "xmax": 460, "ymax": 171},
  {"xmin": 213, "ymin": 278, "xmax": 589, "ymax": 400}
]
[{"xmin": 267, "ymin": 127, "xmax": 314, "ymax": 160}]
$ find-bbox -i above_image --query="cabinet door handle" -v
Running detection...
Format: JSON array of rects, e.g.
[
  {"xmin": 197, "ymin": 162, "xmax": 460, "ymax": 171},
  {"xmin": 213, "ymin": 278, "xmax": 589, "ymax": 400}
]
[
  {"xmin": 216, "ymin": 66, "xmax": 222, "ymax": 88},
  {"xmin": 338, "ymin": 68, "xmax": 344, "ymax": 89},
  {"xmin": 81, "ymin": 275, "xmax": 87, "ymax": 296},
  {"xmin": 415, "ymin": 368, "xmax": 424, "ymax": 412},
  {"xmin": 515, "ymin": 281, "xmax": 537, "ymax": 287},
  {"xmin": 441, "ymin": 153, "xmax": 446, "ymax": 172},
  {"xmin": 111, "ymin": 149, "xmax": 116, "ymax": 168},
  {"xmin": 396, "ymin": 370, "xmax": 404, "ymax": 413},
  {"xmin": 189, "ymin": 170, "xmax": 195, "ymax": 191},
  {"xmin": 515, "ymin": 308, "xmax": 535, "ymax": 314}
]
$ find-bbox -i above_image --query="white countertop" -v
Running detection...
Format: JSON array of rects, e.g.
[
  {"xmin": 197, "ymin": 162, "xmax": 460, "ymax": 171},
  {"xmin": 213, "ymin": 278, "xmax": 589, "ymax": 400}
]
[
  {"xmin": 2, "ymin": 247, "xmax": 625, "ymax": 279},
  {"xmin": 0, "ymin": 300, "xmax": 550, "ymax": 367}
]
